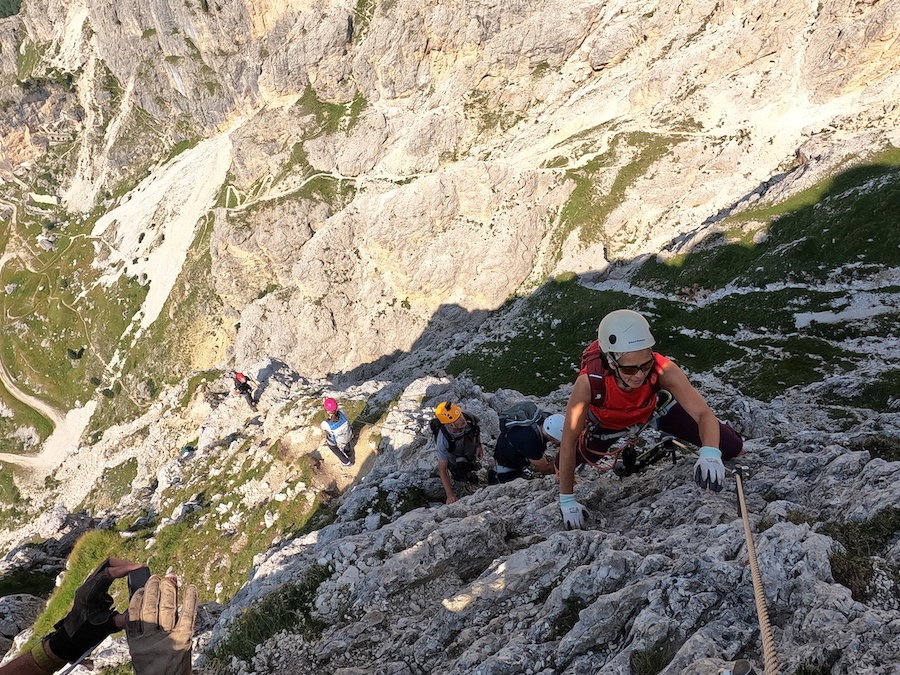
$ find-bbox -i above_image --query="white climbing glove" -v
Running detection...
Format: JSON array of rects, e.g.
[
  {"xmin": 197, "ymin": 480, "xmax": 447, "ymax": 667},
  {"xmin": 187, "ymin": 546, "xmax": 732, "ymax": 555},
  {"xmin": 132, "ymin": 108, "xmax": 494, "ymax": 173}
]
[
  {"xmin": 694, "ymin": 446, "xmax": 725, "ymax": 492},
  {"xmin": 559, "ymin": 493, "xmax": 587, "ymax": 530}
]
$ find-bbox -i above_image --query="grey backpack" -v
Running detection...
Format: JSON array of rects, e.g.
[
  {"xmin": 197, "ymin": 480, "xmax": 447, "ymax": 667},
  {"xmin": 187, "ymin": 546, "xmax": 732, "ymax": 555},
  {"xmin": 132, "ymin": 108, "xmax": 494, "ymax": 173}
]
[{"xmin": 499, "ymin": 401, "xmax": 543, "ymax": 431}]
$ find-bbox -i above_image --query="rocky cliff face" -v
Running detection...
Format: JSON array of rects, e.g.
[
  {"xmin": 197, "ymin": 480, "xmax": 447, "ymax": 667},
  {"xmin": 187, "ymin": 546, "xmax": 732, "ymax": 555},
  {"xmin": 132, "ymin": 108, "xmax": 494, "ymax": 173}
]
[
  {"xmin": 2, "ymin": 359, "xmax": 896, "ymax": 674},
  {"xmin": 208, "ymin": 426, "xmax": 900, "ymax": 675},
  {"xmin": 3, "ymin": 0, "xmax": 900, "ymax": 383},
  {"xmin": 0, "ymin": 0, "xmax": 899, "ymax": 673}
]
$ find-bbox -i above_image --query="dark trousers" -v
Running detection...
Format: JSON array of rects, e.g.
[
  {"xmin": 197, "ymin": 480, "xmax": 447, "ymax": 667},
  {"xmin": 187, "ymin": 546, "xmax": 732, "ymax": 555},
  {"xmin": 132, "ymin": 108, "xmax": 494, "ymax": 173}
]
[{"xmin": 496, "ymin": 468, "xmax": 524, "ymax": 483}]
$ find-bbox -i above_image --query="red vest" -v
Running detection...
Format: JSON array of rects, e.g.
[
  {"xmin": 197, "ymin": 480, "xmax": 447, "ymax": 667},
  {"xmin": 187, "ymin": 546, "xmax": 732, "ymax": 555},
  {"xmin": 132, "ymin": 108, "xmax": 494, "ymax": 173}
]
[{"xmin": 582, "ymin": 352, "xmax": 667, "ymax": 430}]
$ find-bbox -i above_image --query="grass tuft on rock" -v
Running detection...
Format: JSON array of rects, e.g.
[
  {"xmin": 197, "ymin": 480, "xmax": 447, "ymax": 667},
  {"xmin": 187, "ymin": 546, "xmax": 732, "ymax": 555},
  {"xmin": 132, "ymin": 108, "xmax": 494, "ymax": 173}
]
[{"xmin": 208, "ymin": 565, "xmax": 332, "ymax": 664}]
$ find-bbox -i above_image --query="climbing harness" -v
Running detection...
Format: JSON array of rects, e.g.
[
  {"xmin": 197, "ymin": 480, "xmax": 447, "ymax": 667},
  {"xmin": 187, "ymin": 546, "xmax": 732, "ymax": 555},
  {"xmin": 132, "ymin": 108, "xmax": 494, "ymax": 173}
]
[
  {"xmin": 733, "ymin": 467, "xmax": 780, "ymax": 675},
  {"xmin": 578, "ymin": 389, "xmax": 681, "ymax": 474},
  {"xmin": 613, "ymin": 435, "xmax": 692, "ymax": 478}
]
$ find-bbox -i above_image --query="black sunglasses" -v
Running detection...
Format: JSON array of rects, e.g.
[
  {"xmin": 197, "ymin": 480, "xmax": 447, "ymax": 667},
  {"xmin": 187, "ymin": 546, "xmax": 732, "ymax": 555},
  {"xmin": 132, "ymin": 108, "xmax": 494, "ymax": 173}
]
[{"xmin": 614, "ymin": 356, "xmax": 655, "ymax": 376}]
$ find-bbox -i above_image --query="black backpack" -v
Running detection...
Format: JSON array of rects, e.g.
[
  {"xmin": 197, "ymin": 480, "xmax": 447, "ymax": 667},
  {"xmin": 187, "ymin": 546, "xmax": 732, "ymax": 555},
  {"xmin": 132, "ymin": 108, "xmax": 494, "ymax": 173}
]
[{"xmin": 429, "ymin": 412, "xmax": 480, "ymax": 459}]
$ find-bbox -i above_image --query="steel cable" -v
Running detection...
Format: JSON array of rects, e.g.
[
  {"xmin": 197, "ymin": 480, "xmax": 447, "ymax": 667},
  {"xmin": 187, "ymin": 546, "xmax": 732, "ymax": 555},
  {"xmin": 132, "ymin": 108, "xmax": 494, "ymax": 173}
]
[{"xmin": 734, "ymin": 468, "xmax": 780, "ymax": 675}]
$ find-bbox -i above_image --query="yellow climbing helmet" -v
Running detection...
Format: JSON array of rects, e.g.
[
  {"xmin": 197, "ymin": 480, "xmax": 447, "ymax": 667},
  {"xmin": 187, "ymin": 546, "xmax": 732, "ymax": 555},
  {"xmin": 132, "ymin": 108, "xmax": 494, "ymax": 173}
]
[{"xmin": 434, "ymin": 401, "xmax": 463, "ymax": 424}]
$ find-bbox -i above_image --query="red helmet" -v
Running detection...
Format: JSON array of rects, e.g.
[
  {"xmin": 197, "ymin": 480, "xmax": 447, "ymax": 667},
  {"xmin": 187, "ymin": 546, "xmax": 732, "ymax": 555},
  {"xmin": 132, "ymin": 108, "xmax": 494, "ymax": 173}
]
[
  {"xmin": 323, "ymin": 397, "xmax": 338, "ymax": 413},
  {"xmin": 235, "ymin": 372, "xmax": 247, "ymax": 383}
]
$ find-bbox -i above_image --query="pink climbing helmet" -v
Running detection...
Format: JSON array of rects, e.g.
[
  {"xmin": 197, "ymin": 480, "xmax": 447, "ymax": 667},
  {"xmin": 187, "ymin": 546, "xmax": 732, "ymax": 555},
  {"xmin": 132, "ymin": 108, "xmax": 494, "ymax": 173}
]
[{"xmin": 323, "ymin": 397, "xmax": 339, "ymax": 413}]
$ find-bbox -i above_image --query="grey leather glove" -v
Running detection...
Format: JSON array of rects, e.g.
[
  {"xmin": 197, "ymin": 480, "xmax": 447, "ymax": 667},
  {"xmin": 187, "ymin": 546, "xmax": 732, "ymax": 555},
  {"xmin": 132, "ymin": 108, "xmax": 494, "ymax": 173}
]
[{"xmin": 126, "ymin": 575, "xmax": 198, "ymax": 675}]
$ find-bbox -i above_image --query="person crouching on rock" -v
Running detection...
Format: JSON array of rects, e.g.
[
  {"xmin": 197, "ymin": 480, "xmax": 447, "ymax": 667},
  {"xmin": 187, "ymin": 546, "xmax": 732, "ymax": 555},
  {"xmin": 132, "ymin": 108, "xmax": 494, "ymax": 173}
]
[
  {"xmin": 232, "ymin": 371, "xmax": 258, "ymax": 411},
  {"xmin": 492, "ymin": 412, "xmax": 563, "ymax": 484},
  {"xmin": 431, "ymin": 401, "xmax": 483, "ymax": 504}
]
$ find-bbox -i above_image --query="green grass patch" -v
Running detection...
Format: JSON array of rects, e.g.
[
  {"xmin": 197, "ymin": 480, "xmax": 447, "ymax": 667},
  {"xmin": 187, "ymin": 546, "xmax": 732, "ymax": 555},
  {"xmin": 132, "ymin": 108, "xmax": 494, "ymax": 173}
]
[
  {"xmin": 826, "ymin": 407, "xmax": 862, "ymax": 432},
  {"xmin": 559, "ymin": 131, "xmax": 681, "ymax": 247},
  {"xmin": 447, "ymin": 278, "xmax": 755, "ymax": 396},
  {"xmin": 631, "ymin": 639, "xmax": 679, "ymax": 675},
  {"xmin": 850, "ymin": 434, "xmax": 900, "ymax": 462},
  {"xmin": 207, "ymin": 564, "xmax": 332, "ymax": 664},
  {"xmin": 257, "ymin": 283, "xmax": 280, "ymax": 299},
  {"xmin": 532, "ymin": 61, "xmax": 552, "ymax": 76},
  {"xmin": 269, "ymin": 88, "xmax": 366, "ymax": 193},
  {"xmin": 164, "ymin": 137, "xmax": 200, "ymax": 163},
  {"xmin": 0, "ymin": 505, "xmax": 27, "ymax": 534},
  {"xmin": 0, "ymin": 232, "xmax": 149, "ymax": 415},
  {"xmin": 346, "ymin": 91, "xmax": 367, "ymax": 131},
  {"xmin": 106, "ymin": 445, "xmax": 326, "ymax": 602},
  {"xmin": 550, "ymin": 597, "xmax": 585, "ymax": 638},
  {"xmin": 180, "ymin": 369, "xmax": 224, "ymax": 408},
  {"xmin": 448, "ymin": 280, "xmax": 641, "ymax": 395},
  {"xmin": 543, "ymin": 155, "xmax": 569, "ymax": 169},
  {"xmin": 446, "ymin": 276, "xmax": 865, "ymax": 403},
  {"xmin": 351, "ymin": 0, "xmax": 375, "ymax": 41},
  {"xmin": 0, "ymin": 568, "xmax": 57, "ymax": 598},
  {"xmin": 634, "ymin": 152, "xmax": 900, "ymax": 291},
  {"xmin": 295, "ymin": 175, "xmax": 357, "ymax": 209},
  {"xmin": 294, "ymin": 86, "xmax": 350, "ymax": 136},
  {"xmin": 351, "ymin": 483, "xmax": 428, "ymax": 519},
  {"xmin": 463, "ymin": 89, "xmax": 525, "ymax": 135},
  {"xmin": 101, "ymin": 65, "xmax": 124, "ymax": 102},
  {"xmin": 822, "ymin": 508, "xmax": 900, "ymax": 601},
  {"xmin": 289, "ymin": 497, "xmax": 339, "ymax": 539},
  {"xmin": 0, "ymin": 384, "xmax": 53, "ymax": 452},
  {"xmin": 397, "ymin": 486, "xmax": 429, "ymax": 514},
  {"xmin": 96, "ymin": 665, "xmax": 135, "ymax": 675},
  {"xmin": 724, "ymin": 336, "xmax": 855, "ymax": 402},
  {"xmin": 355, "ymin": 487, "xmax": 391, "ymax": 518},
  {"xmin": 79, "ymin": 458, "xmax": 138, "ymax": 511},
  {"xmin": 273, "ymin": 142, "xmax": 314, "ymax": 186},
  {"xmin": 0, "ymin": 468, "xmax": 22, "ymax": 505},
  {"xmin": 0, "ymin": 0, "xmax": 22, "ymax": 18},
  {"xmin": 16, "ymin": 40, "xmax": 46, "ymax": 82},
  {"xmin": 791, "ymin": 665, "xmax": 831, "ymax": 675},
  {"xmin": 830, "ymin": 368, "xmax": 900, "ymax": 413},
  {"xmin": 785, "ymin": 509, "xmax": 817, "ymax": 527},
  {"xmin": 23, "ymin": 531, "xmax": 121, "ymax": 653}
]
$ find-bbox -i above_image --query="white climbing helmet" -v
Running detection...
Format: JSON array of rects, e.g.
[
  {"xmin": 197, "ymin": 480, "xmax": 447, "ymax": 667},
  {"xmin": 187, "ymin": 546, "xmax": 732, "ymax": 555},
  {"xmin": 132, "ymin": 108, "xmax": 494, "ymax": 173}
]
[
  {"xmin": 597, "ymin": 309, "xmax": 655, "ymax": 354},
  {"xmin": 542, "ymin": 414, "xmax": 564, "ymax": 442}
]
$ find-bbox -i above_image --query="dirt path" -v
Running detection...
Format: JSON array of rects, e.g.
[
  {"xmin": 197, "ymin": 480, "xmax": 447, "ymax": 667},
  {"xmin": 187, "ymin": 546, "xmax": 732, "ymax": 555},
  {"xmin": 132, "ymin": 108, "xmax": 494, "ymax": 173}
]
[
  {"xmin": 0, "ymin": 199, "xmax": 89, "ymax": 471},
  {"xmin": 0, "ymin": 402, "xmax": 96, "ymax": 470}
]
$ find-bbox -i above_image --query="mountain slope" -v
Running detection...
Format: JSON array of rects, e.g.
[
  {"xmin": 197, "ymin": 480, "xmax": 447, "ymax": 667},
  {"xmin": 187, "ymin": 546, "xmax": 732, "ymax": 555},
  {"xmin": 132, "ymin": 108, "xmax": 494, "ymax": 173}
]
[
  {"xmin": 1, "ymin": 0, "xmax": 900, "ymax": 441},
  {"xmin": 0, "ymin": 0, "xmax": 898, "ymax": 673}
]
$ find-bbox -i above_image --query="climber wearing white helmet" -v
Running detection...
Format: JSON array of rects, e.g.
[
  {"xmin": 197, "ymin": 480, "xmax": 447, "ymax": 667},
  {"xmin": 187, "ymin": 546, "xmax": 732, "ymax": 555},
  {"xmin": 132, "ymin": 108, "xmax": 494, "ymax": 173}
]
[
  {"xmin": 557, "ymin": 309, "xmax": 744, "ymax": 530},
  {"xmin": 492, "ymin": 411, "xmax": 564, "ymax": 484}
]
